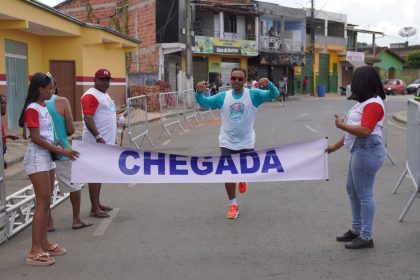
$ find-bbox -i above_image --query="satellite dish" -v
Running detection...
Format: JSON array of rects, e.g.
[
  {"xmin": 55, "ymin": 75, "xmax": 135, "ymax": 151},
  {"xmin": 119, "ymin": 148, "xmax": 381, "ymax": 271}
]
[{"xmin": 398, "ymin": 27, "xmax": 417, "ymax": 42}]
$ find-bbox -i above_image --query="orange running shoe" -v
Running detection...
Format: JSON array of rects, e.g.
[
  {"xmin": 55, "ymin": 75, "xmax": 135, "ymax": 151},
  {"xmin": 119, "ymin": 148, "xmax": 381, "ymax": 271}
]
[
  {"xmin": 226, "ymin": 204, "xmax": 239, "ymax": 219},
  {"xmin": 238, "ymin": 182, "xmax": 247, "ymax": 193}
]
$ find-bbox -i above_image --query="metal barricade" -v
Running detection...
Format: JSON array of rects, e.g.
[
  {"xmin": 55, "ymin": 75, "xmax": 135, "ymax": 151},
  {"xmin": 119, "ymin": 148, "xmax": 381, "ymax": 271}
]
[
  {"xmin": 219, "ymin": 86, "xmax": 230, "ymax": 92},
  {"xmin": 159, "ymin": 91, "xmax": 185, "ymax": 138},
  {"xmin": 197, "ymin": 88, "xmax": 217, "ymax": 121},
  {"xmin": 392, "ymin": 99, "xmax": 420, "ymax": 221},
  {"xmin": 382, "ymin": 99, "xmax": 396, "ymax": 164},
  {"xmin": 4, "ymin": 181, "xmax": 84, "ymax": 240},
  {"xmin": 181, "ymin": 89, "xmax": 200, "ymax": 128},
  {"xmin": 127, "ymin": 95, "xmax": 154, "ymax": 149},
  {"xmin": 0, "ymin": 131, "xmax": 6, "ymax": 244}
]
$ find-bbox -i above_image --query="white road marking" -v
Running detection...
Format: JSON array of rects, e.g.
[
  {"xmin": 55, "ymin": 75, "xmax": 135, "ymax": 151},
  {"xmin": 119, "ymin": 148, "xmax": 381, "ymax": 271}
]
[
  {"xmin": 93, "ymin": 208, "xmax": 120, "ymax": 236},
  {"xmin": 305, "ymin": 124, "xmax": 318, "ymax": 133},
  {"xmin": 128, "ymin": 183, "xmax": 136, "ymax": 188},
  {"xmin": 301, "ymin": 112, "xmax": 308, "ymax": 117},
  {"xmin": 197, "ymin": 124, "xmax": 204, "ymax": 127},
  {"xmin": 184, "ymin": 129, "xmax": 190, "ymax": 133},
  {"xmin": 162, "ymin": 139, "xmax": 172, "ymax": 146}
]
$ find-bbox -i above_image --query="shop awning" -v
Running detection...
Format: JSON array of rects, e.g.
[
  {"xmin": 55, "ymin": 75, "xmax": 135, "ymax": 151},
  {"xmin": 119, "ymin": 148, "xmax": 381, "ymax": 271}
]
[{"xmin": 161, "ymin": 43, "xmax": 185, "ymax": 55}]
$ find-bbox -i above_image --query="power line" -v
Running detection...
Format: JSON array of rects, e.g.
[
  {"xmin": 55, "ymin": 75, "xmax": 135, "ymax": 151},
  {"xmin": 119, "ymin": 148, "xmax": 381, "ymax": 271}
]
[{"xmin": 314, "ymin": 0, "xmax": 332, "ymax": 17}]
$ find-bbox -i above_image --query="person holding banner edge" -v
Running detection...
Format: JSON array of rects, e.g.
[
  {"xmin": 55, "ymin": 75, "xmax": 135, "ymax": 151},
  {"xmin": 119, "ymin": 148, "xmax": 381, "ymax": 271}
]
[
  {"xmin": 327, "ymin": 66, "xmax": 386, "ymax": 249},
  {"xmin": 19, "ymin": 73, "xmax": 79, "ymax": 266},
  {"xmin": 195, "ymin": 67, "xmax": 280, "ymax": 219},
  {"xmin": 82, "ymin": 69, "xmax": 123, "ymax": 218}
]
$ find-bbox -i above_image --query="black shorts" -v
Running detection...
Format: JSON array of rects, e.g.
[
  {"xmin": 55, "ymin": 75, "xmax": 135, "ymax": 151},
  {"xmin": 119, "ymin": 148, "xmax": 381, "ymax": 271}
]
[{"xmin": 220, "ymin": 147, "xmax": 254, "ymax": 156}]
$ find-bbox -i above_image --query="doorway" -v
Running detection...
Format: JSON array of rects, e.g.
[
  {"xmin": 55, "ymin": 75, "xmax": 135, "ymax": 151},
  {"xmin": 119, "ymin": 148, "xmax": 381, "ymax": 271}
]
[
  {"xmin": 50, "ymin": 61, "xmax": 76, "ymax": 119},
  {"xmin": 5, "ymin": 39, "xmax": 28, "ymax": 129},
  {"xmin": 388, "ymin": 67, "xmax": 396, "ymax": 79}
]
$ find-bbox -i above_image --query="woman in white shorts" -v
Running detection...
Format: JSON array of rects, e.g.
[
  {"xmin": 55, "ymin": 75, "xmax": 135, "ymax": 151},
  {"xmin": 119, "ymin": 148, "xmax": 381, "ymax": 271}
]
[{"xmin": 18, "ymin": 72, "xmax": 79, "ymax": 267}]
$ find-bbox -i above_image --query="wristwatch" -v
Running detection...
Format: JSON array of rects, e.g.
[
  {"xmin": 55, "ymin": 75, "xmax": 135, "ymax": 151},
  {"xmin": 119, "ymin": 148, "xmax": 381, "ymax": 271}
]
[{"xmin": 95, "ymin": 134, "xmax": 103, "ymax": 141}]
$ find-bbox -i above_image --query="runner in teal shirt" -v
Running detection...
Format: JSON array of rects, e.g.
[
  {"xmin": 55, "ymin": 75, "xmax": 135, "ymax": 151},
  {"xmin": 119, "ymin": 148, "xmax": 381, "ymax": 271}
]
[{"xmin": 196, "ymin": 81, "xmax": 280, "ymax": 109}]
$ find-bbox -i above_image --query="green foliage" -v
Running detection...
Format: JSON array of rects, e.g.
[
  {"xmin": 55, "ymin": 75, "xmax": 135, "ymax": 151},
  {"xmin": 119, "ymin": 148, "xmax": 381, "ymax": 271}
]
[
  {"xmin": 407, "ymin": 50, "xmax": 420, "ymax": 68},
  {"xmin": 110, "ymin": 0, "xmax": 129, "ymax": 33},
  {"xmin": 81, "ymin": 0, "xmax": 96, "ymax": 23}
]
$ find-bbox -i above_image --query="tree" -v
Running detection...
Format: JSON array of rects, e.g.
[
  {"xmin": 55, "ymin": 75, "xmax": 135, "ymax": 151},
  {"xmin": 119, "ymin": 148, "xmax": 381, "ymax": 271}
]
[{"xmin": 407, "ymin": 50, "xmax": 420, "ymax": 68}]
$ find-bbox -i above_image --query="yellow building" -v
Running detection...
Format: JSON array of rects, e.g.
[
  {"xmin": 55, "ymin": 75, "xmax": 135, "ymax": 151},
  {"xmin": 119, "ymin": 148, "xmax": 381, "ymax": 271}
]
[
  {"xmin": 293, "ymin": 9, "xmax": 347, "ymax": 95},
  {"xmin": 0, "ymin": 0, "xmax": 139, "ymax": 128}
]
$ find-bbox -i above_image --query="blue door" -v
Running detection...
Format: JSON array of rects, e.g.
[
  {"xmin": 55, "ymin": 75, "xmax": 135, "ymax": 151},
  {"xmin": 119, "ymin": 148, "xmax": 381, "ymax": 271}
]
[{"xmin": 5, "ymin": 40, "xmax": 27, "ymax": 129}]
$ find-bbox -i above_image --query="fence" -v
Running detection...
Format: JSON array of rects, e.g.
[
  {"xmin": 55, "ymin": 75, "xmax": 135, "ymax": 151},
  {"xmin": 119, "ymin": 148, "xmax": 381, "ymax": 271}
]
[
  {"xmin": 392, "ymin": 99, "xmax": 420, "ymax": 221},
  {"xmin": 0, "ymin": 133, "xmax": 6, "ymax": 244},
  {"xmin": 196, "ymin": 88, "xmax": 218, "ymax": 121},
  {"xmin": 181, "ymin": 89, "xmax": 200, "ymax": 128},
  {"xmin": 400, "ymin": 68, "xmax": 420, "ymax": 84},
  {"xmin": 127, "ymin": 95, "xmax": 154, "ymax": 149},
  {"xmin": 219, "ymin": 86, "xmax": 230, "ymax": 92},
  {"xmin": 3, "ymin": 181, "xmax": 84, "ymax": 241},
  {"xmin": 159, "ymin": 91, "xmax": 185, "ymax": 138}
]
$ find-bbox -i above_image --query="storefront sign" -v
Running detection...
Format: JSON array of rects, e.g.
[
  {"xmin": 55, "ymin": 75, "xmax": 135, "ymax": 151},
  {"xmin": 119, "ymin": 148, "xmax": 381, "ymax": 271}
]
[
  {"xmin": 346, "ymin": 51, "xmax": 365, "ymax": 62},
  {"xmin": 214, "ymin": 46, "xmax": 241, "ymax": 55},
  {"xmin": 194, "ymin": 36, "xmax": 258, "ymax": 56}
]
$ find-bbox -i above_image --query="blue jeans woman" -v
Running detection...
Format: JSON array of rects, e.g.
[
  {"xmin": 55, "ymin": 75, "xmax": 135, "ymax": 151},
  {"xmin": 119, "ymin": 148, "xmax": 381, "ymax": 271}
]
[
  {"xmin": 329, "ymin": 65, "xmax": 387, "ymax": 249},
  {"xmin": 346, "ymin": 135, "xmax": 385, "ymax": 241}
]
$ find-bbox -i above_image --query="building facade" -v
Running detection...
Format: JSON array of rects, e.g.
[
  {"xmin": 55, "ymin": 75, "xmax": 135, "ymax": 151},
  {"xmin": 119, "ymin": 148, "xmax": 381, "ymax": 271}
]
[
  {"xmin": 192, "ymin": 1, "xmax": 258, "ymax": 86},
  {"xmin": 294, "ymin": 9, "xmax": 347, "ymax": 94},
  {"xmin": 248, "ymin": 1, "xmax": 305, "ymax": 95},
  {"xmin": 56, "ymin": 0, "xmax": 182, "ymax": 89},
  {"xmin": 56, "ymin": 0, "xmax": 261, "ymax": 92},
  {"xmin": 0, "ymin": 0, "xmax": 138, "ymax": 128}
]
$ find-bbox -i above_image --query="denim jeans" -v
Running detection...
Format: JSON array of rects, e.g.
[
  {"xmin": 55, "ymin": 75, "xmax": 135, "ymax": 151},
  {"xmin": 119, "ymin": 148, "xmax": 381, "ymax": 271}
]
[{"xmin": 346, "ymin": 134, "xmax": 385, "ymax": 240}]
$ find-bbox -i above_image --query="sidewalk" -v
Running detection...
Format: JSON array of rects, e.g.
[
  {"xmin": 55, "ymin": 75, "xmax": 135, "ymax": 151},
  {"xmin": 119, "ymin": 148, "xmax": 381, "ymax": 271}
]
[{"xmin": 2, "ymin": 94, "xmax": 408, "ymax": 175}]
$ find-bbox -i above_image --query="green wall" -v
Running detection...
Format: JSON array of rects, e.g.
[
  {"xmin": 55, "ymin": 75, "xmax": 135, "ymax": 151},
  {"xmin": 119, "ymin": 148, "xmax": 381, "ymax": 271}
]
[{"xmin": 374, "ymin": 51, "xmax": 404, "ymax": 80}]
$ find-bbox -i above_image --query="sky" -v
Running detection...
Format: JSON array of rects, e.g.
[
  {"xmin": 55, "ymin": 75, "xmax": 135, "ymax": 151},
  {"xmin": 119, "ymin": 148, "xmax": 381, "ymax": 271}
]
[{"xmin": 38, "ymin": 0, "xmax": 420, "ymax": 47}]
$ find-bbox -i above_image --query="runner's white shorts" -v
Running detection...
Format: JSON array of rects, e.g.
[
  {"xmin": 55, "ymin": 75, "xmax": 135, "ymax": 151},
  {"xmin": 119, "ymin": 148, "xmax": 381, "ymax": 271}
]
[
  {"xmin": 23, "ymin": 141, "xmax": 56, "ymax": 175},
  {"xmin": 55, "ymin": 160, "xmax": 81, "ymax": 193}
]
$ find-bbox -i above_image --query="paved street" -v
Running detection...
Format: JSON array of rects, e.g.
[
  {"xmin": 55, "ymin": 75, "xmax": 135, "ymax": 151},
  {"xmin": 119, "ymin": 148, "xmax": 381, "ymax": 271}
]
[{"xmin": 1, "ymin": 95, "xmax": 419, "ymax": 280}]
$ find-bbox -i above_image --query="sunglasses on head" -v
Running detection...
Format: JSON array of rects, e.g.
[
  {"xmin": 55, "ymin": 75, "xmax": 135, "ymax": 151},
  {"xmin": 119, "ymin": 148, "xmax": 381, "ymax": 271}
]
[{"xmin": 231, "ymin": 76, "xmax": 244, "ymax": 82}]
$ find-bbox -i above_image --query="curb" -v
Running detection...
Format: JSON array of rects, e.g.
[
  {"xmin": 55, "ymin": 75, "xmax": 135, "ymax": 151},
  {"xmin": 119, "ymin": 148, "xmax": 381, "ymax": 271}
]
[{"xmin": 392, "ymin": 112, "xmax": 407, "ymax": 125}]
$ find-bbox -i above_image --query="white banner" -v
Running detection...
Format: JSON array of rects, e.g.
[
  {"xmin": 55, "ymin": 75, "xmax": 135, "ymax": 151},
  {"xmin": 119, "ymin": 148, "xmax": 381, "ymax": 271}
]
[
  {"xmin": 346, "ymin": 51, "xmax": 365, "ymax": 62},
  {"xmin": 71, "ymin": 139, "xmax": 328, "ymax": 184}
]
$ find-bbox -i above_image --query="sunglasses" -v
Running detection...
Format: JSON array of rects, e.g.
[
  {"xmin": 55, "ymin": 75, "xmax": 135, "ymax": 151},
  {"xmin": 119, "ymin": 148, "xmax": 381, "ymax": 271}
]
[{"xmin": 230, "ymin": 76, "xmax": 245, "ymax": 82}]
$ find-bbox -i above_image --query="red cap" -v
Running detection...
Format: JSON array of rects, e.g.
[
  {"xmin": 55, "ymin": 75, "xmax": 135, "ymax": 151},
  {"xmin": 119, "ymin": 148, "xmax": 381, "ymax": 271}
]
[{"xmin": 95, "ymin": 69, "xmax": 112, "ymax": 79}]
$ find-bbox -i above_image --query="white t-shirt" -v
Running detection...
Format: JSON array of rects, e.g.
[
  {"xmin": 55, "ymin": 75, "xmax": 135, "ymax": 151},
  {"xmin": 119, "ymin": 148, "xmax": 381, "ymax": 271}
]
[
  {"xmin": 219, "ymin": 88, "xmax": 257, "ymax": 150},
  {"xmin": 344, "ymin": 96, "xmax": 384, "ymax": 151},
  {"xmin": 25, "ymin": 102, "xmax": 55, "ymax": 143},
  {"xmin": 81, "ymin": 87, "xmax": 116, "ymax": 145}
]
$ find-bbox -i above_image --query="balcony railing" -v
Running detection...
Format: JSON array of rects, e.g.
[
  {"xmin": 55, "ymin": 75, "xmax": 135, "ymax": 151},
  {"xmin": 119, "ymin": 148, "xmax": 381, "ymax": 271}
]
[
  {"xmin": 194, "ymin": 29, "xmax": 256, "ymax": 41},
  {"xmin": 259, "ymin": 36, "xmax": 304, "ymax": 53}
]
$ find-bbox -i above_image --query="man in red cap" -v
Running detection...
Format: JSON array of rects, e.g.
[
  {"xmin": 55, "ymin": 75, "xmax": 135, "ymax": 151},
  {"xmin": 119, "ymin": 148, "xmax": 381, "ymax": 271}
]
[{"xmin": 81, "ymin": 68, "xmax": 121, "ymax": 218}]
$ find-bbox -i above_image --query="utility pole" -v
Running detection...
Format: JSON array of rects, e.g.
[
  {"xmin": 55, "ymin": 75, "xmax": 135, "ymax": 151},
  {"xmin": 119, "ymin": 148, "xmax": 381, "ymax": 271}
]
[
  {"xmin": 372, "ymin": 33, "xmax": 376, "ymax": 56},
  {"xmin": 310, "ymin": 0, "xmax": 315, "ymax": 96},
  {"xmin": 185, "ymin": 0, "xmax": 193, "ymax": 78}
]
